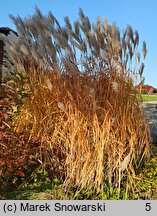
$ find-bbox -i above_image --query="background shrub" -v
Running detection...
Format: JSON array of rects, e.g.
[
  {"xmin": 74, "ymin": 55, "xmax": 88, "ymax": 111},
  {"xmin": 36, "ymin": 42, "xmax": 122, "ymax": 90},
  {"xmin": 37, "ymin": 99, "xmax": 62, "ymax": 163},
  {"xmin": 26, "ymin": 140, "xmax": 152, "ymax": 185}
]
[{"xmin": 141, "ymin": 89, "xmax": 148, "ymax": 94}]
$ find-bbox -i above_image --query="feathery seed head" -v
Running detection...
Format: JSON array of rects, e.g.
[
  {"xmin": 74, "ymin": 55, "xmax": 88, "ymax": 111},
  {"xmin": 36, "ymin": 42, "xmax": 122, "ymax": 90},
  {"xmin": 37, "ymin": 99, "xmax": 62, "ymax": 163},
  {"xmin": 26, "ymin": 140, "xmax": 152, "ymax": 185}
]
[
  {"xmin": 119, "ymin": 152, "xmax": 131, "ymax": 172},
  {"xmin": 58, "ymin": 102, "xmax": 66, "ymax": 111},
  {"xmin": 142, "ymin": 41, "xmax": 147, "ymax": 59},
  {"xmin": 44, "ymin": 77, "xmax": 53, "ymax": 91},
  {"xmin": 111, "ymin": 81, "xmax": 119, "ymax": 92},
  {"xmin": 20, "ymin": 44, "xmax": 29, "ymax": 56},
  {"xmin": 89, "ymin": 87, "xmax": 95, "ymax": 95}
]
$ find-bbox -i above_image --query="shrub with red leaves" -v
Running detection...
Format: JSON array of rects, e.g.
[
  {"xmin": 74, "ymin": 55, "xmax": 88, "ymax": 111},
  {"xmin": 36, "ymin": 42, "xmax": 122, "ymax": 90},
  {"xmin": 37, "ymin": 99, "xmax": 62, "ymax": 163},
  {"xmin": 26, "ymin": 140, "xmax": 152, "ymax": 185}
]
[
  {"xmin": 0, "ymin": 157, "xmax": 26, "ymax": 193},
  {"xmin": 0, "ymin": 94, "xmax": 42, "ymax": 193},
  {"xmin": 0, "ymin": 159, "xmax": 25, "ymax": 177},
  {"xmin": 15, "ymin": 170, "xmax": 25, "ymax": 177}
]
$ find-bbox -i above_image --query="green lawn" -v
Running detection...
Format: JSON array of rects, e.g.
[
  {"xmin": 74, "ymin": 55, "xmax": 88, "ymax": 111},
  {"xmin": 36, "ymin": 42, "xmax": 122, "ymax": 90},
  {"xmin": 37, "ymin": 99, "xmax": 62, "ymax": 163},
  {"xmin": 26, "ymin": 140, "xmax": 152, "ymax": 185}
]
[{"xmin": 142, "ymin": 95, "xmax": 157, "ymax": 102}]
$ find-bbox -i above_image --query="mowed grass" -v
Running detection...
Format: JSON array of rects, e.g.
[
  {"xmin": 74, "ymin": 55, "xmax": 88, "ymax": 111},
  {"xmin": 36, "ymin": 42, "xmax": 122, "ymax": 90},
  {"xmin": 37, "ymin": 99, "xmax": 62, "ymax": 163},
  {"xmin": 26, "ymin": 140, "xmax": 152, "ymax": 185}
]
[{"xmin": 142, "ymin": 94, "xmax": 157, "ymax": 102}]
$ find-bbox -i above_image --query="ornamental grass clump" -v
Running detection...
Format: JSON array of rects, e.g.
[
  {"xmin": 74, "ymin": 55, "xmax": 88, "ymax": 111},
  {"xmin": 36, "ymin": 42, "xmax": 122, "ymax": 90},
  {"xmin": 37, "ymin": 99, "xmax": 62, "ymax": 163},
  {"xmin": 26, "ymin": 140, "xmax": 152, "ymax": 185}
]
[{"xmin": 3, "ymin": 6, "xmax": 151, "ymax": 195}]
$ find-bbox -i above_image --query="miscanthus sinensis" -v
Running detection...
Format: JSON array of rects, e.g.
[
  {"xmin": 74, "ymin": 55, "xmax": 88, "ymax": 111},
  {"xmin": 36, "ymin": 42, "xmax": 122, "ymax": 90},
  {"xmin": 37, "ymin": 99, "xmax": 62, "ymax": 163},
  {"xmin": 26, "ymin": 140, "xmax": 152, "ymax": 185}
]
[{"xmin": 111, "ymin": 81, "xmax": 119, "ymax": 92}]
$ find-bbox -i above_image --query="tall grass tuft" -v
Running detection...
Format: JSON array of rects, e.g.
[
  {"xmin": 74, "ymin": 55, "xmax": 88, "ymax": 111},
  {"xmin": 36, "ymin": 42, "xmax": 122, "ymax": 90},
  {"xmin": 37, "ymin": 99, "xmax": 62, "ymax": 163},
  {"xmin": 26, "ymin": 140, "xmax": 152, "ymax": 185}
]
[{"xmin": 3, "ymin": 7, "xmax": 151, "ymax": 196}]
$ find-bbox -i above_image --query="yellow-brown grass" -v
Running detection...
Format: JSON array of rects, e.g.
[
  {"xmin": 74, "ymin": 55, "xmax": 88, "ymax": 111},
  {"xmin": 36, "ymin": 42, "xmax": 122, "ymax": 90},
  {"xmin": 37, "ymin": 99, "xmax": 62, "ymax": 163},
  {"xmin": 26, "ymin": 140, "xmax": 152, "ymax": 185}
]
[
  {"xmin": 13, "ymin": 67, "xmax": 150, "ymax": 195},
  {"xmin": 4, "ymin": 7, "xmax": 150, "ymax": 197}
]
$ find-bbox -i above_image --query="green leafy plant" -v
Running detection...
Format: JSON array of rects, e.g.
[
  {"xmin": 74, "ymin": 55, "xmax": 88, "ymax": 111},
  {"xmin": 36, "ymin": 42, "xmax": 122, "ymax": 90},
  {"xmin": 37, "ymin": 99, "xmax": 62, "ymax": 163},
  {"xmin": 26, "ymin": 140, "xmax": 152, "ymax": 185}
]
[
  {"xmin": 26, "ymin": 169, "xmax": 52, "ymax": 191},
  {"xmin": 133, "ymin": 149, "xmax": 157, "ymax": 200},
  {"xmin": 141, "ymin": 89, "xmax": 148, "ymax": 94}
]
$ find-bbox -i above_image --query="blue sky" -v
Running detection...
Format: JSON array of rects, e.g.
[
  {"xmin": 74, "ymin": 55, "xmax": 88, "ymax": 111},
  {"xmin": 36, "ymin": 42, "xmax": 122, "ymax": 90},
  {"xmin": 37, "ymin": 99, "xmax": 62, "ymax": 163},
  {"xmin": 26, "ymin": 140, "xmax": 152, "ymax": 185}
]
[{"xmin": 0, "ymin": 0, "xmax": 157, "ymax": 86}]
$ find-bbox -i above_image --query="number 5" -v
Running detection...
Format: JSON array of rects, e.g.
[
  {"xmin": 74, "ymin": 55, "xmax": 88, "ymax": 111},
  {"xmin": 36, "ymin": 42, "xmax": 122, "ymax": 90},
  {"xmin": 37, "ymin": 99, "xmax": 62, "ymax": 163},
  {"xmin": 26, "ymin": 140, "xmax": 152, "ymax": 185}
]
[{"xmin": 145, "ymin": 203, "xmax": 151, "ymax": 211}]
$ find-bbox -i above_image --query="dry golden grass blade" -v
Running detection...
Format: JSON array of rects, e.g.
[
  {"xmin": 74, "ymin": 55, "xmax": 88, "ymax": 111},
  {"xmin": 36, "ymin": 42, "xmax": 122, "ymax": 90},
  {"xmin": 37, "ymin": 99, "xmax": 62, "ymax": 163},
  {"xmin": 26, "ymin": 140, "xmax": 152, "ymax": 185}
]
[{"xmin": 9, "ymin": 8, "xmax": 150, "ymax": 195}]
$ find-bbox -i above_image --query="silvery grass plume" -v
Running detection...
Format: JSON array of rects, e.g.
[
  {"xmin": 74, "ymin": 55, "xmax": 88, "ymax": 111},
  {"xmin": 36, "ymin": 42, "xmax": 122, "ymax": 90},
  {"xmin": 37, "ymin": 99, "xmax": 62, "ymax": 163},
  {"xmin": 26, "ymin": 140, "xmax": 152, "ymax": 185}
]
[
  {"xmin": 44, "ymin": 77, "xmax": 53, "ymax": 91},
  {"xmin": 20, "ymin": 44, "xmax": 29, "ymax": 56},
  {"xmin": 119, "ymin": 152, "xmax": 131, "ymax": 172},
  {"xmin": 58, "ymin": 102, "xmax": 66, "ymax": 111},
  {"xmin": 142, "ymin": 41, "xmax": 147, "ymax": 59},
  {"xmin": 3, "ymin": 6, "xmax": 147, "ymax": 85},
  {"xmin": 136, "ymin": 51, "xmax": 140, "ymax": 63},
  {"xmin": 139, "ymin": 63, "xmax": 145, "ymax": 78},
  {"xmin": 111, "ymin": 81, "xmax": 119, "ymax": 92},
  {"xmin": 89, "ymin": 87, "xmax": 95, "ymax": 95}
]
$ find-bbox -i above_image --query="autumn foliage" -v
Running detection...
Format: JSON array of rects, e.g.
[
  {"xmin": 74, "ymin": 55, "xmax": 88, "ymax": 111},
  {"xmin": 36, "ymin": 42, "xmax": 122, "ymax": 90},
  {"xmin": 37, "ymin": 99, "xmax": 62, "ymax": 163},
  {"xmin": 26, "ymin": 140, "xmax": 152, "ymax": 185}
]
[{"xmin": 0, "ymin": 7, "xmax": 151, "ymax": 196}]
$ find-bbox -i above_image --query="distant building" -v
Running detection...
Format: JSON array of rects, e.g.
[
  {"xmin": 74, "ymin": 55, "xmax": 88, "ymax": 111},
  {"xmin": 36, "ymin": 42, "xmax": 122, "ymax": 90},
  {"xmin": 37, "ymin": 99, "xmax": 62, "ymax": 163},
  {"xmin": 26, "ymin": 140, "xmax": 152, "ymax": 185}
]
[
  {"xmin": 136, "ymin": 84, "xmax": 156, "ymax": 94},
  {"xmin": 0, "ymin": 27, "xmax": 17, "ymax": 84}
]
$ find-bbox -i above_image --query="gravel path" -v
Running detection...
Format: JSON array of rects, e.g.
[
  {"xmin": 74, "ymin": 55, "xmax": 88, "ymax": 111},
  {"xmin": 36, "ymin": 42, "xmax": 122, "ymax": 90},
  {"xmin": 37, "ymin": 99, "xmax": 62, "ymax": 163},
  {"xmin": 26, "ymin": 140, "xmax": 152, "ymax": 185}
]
[{"xmin": 142, "ymin": 102, "xmax": 157, "ymax": 144}]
